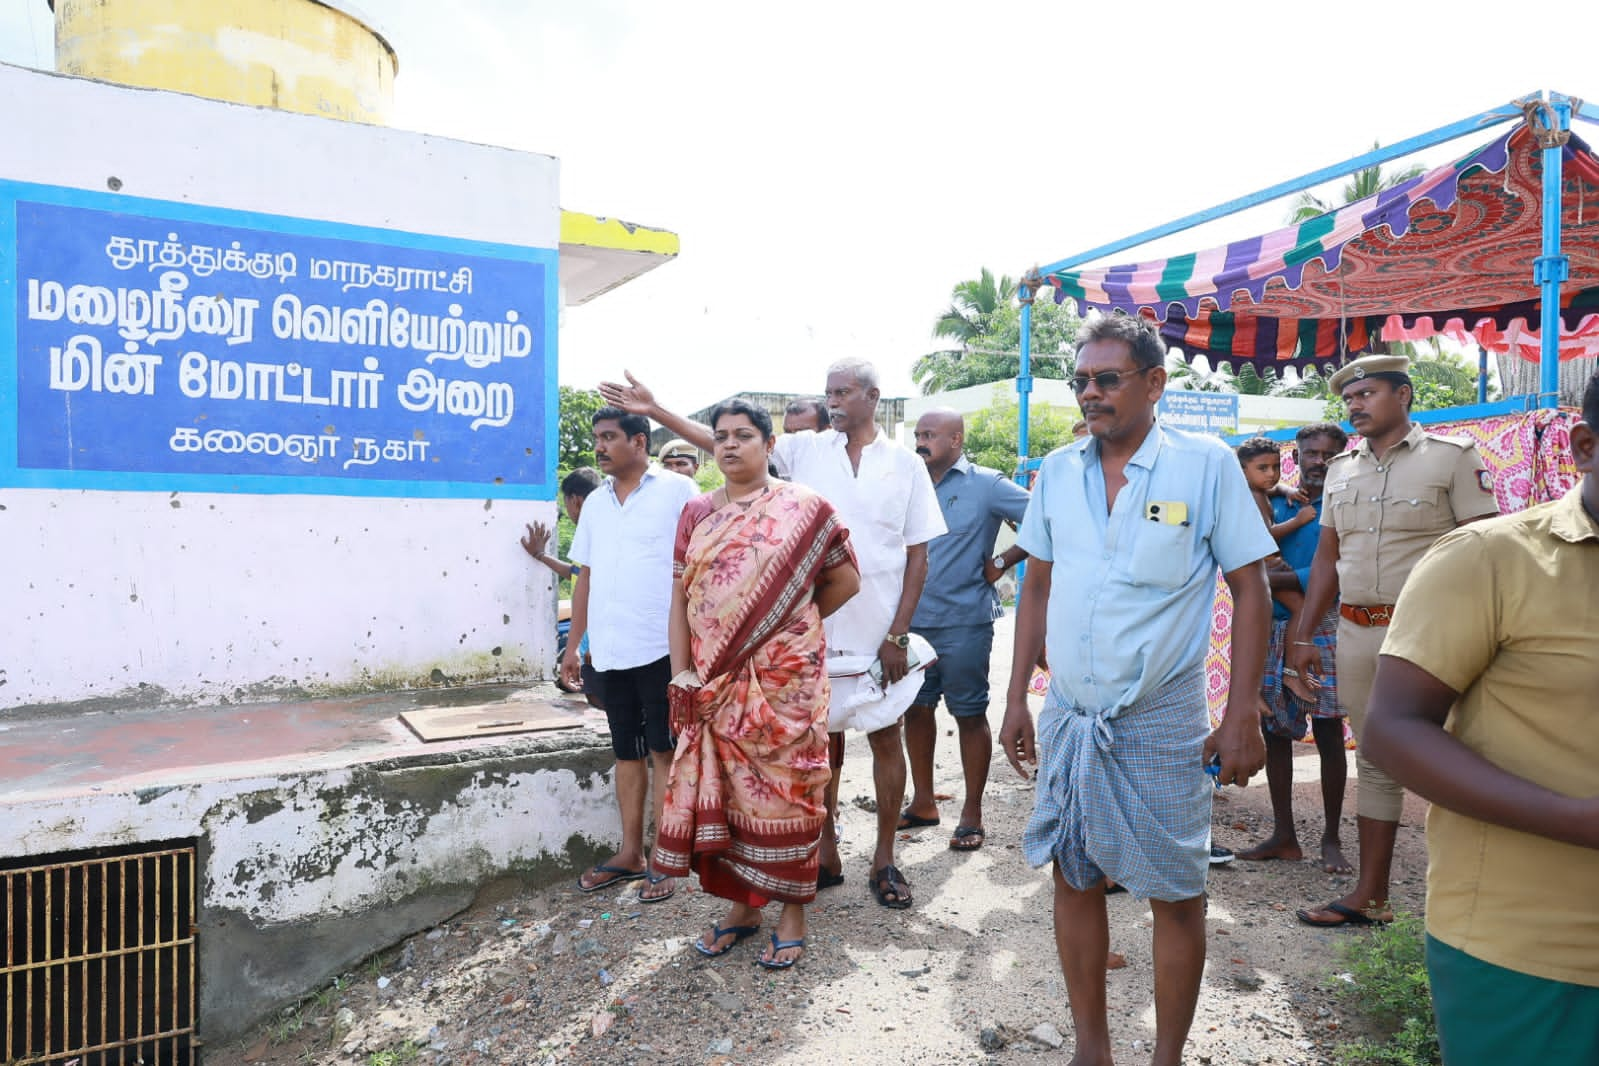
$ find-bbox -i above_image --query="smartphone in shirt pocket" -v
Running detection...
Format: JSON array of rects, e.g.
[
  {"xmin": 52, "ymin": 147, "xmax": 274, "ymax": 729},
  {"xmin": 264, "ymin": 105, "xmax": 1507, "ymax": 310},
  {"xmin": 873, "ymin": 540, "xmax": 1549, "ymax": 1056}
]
[{"xmin": 1129, "ymin": 500, "xmax": 1194, "ymax": 589}]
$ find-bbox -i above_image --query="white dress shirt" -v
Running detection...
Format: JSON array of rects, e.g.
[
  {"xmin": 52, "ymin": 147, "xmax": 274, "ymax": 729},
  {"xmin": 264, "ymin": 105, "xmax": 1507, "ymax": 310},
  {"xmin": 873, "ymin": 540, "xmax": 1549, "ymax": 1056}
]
[
  {"xmin": 772, "ymin": 428, "xmax": 946, "ymax": 656},
  {"xmin": 569, "ymin": 465, "xmax": 699, "ymax": 672}
]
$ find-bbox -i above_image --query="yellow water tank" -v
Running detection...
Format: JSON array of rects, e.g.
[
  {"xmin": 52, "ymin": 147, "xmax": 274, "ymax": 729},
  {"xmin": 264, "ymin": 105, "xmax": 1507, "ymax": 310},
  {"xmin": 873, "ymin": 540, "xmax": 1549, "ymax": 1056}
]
[{"xmin": 50, "ymin": 0, "xmax": 397, "ymax": 124}]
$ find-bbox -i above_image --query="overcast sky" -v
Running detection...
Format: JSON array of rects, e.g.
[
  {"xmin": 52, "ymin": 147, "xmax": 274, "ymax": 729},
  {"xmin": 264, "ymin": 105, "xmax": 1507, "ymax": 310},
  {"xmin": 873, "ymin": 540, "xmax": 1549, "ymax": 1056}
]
[{"xmin": 2, "ymin": 1, "xmax": 1595, "ymax": 413}]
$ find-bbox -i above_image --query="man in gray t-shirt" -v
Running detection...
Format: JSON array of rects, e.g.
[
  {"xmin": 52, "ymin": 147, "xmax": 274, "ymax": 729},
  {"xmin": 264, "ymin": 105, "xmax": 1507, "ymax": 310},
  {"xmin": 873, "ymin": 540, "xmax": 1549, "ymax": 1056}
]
[{"xmin": 901, "ymin": 410, "xmax": 1031, "ymax": 852}]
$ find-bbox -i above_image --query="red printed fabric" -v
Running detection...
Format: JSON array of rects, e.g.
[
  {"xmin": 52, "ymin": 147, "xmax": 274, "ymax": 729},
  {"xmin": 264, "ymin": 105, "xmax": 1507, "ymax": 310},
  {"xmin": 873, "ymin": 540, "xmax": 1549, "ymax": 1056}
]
[{"xmin": 655, "ymin": 482, "xmax": 854, "ymax": 903}]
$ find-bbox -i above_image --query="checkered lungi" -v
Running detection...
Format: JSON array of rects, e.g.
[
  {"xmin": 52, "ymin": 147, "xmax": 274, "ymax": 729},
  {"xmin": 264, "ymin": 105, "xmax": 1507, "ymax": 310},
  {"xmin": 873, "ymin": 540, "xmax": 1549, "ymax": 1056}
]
[
  {"xmin": 1022, "ymin": 670, "xmax": 1211, "ymax": 902},
  {"xmin": 1261, "ymin": 607, "xmax": 1340, "ymax": 741}
]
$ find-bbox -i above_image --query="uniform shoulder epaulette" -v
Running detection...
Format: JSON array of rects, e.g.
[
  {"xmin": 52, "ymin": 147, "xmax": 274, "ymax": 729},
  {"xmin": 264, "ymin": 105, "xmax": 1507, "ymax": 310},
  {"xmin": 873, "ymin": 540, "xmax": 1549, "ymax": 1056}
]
[
  {"xmin": 1326, "ymin": 451, "xmax": 1355, "ymax": 466},
  {"xmin": 1425, "ymin": 432, "xmax": 1475, "ymax": 449}
]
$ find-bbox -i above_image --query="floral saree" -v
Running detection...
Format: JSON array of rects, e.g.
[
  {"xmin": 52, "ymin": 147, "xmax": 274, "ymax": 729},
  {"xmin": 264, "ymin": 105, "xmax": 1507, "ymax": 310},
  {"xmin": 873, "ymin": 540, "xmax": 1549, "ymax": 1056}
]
[{"xmin": 654, "ymin": 482, "xmax": 854, "ymax": 904}]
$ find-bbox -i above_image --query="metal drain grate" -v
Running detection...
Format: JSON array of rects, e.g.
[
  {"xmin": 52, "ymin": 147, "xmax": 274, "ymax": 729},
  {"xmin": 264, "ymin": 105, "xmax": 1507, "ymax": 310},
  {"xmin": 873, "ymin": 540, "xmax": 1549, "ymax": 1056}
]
[{"xmin": 2, "ymin": 840, "xmax": 198, "ymax": 1065}]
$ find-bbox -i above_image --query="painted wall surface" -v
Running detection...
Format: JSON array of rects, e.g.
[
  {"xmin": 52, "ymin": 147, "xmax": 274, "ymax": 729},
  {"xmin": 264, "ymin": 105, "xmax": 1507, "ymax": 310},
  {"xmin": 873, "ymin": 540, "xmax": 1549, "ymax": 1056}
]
[
  {"xmin": 1159, "ymin": 390, "xmax": 1240, "ymax": 434},
  {"xmin": 8, "ymin": 187, "xmax": 557, "ymax": 497},
  {"xmin": 53, "ymin": 0, "xmax": 397, "ymax": 124},
  {"xmin": 0, "ymin": 64, "xmax": 563, "ymax": 709}
]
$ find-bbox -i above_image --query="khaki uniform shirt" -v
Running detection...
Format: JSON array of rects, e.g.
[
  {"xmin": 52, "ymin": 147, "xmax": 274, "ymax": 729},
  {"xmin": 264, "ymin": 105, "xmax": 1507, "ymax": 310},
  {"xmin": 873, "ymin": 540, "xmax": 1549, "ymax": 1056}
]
[
  {"xmin": 1381, "ymin": 487, "xmax": 1599, "ymax": 986},
  {"xmin": 1320, "ymin": 423, "xmax": 1499, "ymax": 605}
]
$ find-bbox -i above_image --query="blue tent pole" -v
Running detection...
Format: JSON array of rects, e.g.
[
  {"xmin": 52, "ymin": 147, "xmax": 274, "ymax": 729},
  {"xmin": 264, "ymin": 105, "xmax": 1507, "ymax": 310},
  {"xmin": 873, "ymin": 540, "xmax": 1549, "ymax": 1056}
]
[
  {"xmin": 1017, "ymin": 286, "xmax": 1034, "ymax": 482},
  {"xmin": 1536, "ymin": 96, "xmax": 1572, "ymax": 409},
  {"xmin": 1476, "ymin": 343, "xmax": 1489, "ymax": 404}
]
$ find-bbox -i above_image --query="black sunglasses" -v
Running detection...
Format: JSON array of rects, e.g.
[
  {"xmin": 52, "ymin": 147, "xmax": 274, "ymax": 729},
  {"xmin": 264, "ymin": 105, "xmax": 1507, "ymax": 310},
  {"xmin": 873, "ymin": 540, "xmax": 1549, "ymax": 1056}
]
[{"xmin": 1069, "ymin": 366, "xmax": 1154, "ymax": 394}]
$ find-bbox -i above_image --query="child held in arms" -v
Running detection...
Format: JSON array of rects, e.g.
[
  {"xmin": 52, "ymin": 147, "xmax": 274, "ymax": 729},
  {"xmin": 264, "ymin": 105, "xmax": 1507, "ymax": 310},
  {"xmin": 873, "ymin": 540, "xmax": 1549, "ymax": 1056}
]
[{"xmin": 1236, "ymin": 437, "xmax": 1314, "ymax": 636}]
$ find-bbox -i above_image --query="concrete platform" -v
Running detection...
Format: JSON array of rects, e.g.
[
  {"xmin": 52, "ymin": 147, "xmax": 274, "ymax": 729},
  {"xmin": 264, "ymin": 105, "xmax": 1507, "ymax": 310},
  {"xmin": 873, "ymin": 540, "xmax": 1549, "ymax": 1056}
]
[{"xmin": 1, "ymin": 684, "xmax": 623, "ymax": 1039}]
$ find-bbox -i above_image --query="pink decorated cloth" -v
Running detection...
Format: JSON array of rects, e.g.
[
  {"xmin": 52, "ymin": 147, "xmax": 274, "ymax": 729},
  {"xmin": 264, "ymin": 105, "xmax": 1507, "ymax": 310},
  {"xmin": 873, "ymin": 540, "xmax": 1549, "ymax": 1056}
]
[{"xmin": 1205, "ymin": 409, "xmax": 1581, "ymax": 737}]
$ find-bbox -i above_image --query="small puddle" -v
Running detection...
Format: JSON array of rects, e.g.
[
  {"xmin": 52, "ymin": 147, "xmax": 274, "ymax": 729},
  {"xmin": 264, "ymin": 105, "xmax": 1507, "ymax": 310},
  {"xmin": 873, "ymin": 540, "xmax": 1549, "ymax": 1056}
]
[{"xmin": 411, "ymin": 683, "xmax": 526, "ymax": 708}]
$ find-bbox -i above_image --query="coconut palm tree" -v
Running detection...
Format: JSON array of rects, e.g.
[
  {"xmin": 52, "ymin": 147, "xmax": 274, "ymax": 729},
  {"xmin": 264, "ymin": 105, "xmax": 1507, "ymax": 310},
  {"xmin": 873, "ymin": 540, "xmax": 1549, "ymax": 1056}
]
[
  {"xmin": 1288, "ymin": 141, "xmax": 1426, "ymax": 223},
  {"xmin": 1164, "ymin": 352, "xmax": 1233, "ymax": 392},
  {"xmin": 1166, "ymin": 353, "xmax": 1326, "ymax": 398},
  {"xmin": 1234, "ymin": 364, "xmax": 1323, "ymax": 397},
  {"xmin": 932, "ymin": 268, "xmax": 1017, "ymax": 347}
]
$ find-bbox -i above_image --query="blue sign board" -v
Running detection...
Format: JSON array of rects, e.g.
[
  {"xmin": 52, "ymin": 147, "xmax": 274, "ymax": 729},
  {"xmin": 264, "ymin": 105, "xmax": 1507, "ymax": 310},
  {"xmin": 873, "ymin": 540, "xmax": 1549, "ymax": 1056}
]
[
  {"xmin": 1, "ymin": 181, "xmax": 558, "ymax": 498},
  {"xmin": 1158, "ymin": 390, "xmax": 1239, "ymax": 435}
]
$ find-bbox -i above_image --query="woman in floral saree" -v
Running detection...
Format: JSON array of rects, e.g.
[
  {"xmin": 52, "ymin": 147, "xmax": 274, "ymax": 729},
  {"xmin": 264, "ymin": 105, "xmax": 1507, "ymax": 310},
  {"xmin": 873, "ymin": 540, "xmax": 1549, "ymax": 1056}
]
[{"xmin": 655, "ymin": 400, "xmax": 859, "ymax": 970}]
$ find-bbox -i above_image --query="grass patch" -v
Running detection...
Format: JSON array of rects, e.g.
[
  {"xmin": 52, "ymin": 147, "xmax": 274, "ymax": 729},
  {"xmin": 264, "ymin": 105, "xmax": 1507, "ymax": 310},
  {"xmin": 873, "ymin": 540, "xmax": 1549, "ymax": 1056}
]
[
  {"xmin": 1333, "ymin": 913, "xmax": 1440, "ymax": 1066},
  {"xmin": 367, "ymin": 1042, "xmax": 423, "ymax": 1066}
]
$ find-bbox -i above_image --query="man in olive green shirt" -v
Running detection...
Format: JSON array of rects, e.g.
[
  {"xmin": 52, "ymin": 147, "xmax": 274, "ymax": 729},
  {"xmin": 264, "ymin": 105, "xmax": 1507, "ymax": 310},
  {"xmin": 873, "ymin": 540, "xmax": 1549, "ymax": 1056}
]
[{"xmin": 1363, "ymin": 371, "xmax": 1599, "ymax": 1065}]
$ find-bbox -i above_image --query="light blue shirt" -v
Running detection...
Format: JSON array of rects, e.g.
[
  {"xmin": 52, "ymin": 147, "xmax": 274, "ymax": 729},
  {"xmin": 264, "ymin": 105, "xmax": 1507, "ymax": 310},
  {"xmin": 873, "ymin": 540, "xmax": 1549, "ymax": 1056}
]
[
  {"xmin": 913, "ymin": 456, "xmax": 1031, "ymax": 628},
  {"xmin": 1017, "ymin": 424, "xmax": 1275, "ymax": 714}
]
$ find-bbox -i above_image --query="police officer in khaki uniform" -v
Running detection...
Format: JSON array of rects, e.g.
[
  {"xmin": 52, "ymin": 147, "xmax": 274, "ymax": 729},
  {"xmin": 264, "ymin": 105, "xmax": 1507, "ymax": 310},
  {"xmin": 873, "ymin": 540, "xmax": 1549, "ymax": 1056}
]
[{"xmin": 1287, "ymin": 354, "xmax": 1499, "ymax": 928}]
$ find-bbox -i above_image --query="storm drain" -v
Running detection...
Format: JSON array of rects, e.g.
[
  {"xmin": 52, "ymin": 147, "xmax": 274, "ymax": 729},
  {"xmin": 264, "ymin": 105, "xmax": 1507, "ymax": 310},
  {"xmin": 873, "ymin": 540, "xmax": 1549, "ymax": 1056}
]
[{"xmin": 2, "ymin": 840, "xmax": 198, "ymax": 1065}]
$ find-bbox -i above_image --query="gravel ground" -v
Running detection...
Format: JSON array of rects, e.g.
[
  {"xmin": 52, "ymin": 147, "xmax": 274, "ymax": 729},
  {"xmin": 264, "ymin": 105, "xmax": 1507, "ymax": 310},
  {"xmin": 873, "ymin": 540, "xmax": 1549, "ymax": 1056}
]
[{"xmin": 218, "ymin": 617, "xmax": 1428, "ymax": 1066}]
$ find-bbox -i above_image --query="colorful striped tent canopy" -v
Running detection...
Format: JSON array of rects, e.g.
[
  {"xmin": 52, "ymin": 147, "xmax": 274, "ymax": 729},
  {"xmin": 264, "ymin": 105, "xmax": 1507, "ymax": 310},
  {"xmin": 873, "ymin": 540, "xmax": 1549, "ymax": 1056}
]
[{"xmin": 1045, "ymin": 124, "xmax": 1599, "ymax": 371}]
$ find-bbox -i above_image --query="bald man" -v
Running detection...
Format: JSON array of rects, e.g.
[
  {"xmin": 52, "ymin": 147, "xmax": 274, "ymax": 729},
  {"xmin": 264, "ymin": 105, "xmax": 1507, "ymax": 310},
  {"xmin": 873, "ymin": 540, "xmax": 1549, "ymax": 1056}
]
[
  {"xmin": 902, "ymin": 409, "xmax": 1032, "ymax": 850},
  {"xmin": 784, "ymin": 398, "xmax": 830, "ymax": 435}
]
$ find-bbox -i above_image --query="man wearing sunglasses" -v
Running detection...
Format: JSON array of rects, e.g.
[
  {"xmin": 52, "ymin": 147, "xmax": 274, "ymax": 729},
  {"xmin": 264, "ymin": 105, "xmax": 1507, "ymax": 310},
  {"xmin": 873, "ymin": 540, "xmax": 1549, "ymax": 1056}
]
[{"xmin": 1000, "ymin": 313, "xmax": 1274, "ymax": 1066}]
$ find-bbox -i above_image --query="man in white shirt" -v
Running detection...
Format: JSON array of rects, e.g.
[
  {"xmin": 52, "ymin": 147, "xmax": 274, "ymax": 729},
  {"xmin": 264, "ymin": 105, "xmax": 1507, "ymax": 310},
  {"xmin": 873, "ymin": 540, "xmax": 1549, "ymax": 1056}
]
[
  {"xmin": 600, "ymin": 362, "xmax": 946, "ymax": 909},
  {"xmin": 561, "ymin": 406, "xmax": 699, "ymax": 902}
]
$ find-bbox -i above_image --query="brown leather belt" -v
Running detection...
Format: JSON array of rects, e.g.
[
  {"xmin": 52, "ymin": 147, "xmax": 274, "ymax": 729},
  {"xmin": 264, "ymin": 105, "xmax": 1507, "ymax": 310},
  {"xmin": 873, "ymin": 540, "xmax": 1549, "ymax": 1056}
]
[{"xmin": 1340, "ymin": 603, "xmax": 1396, "ymax": 627}]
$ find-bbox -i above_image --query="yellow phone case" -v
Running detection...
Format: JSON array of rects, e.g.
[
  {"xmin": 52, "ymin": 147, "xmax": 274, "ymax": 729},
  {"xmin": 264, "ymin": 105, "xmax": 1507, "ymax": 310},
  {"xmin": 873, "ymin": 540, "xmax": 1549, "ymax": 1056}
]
[{"xmin": 1147, "ymin": 501, "xmax": 1189, "ymax": 525}]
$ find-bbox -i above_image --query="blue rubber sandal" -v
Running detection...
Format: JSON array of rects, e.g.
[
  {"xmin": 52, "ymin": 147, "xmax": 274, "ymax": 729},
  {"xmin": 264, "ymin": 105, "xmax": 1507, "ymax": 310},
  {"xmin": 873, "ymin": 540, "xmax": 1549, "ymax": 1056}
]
[
  {"xmin": 693, "ymin": 923, "xmax": 761, "ymax": 958},
  {"xmin": 756, "ymin": 932, "xmax": 806, "ymax": 970},
  {"xmin": 639, "ymin": 869, "xmax": 676, "ymax": 904},
  {"xmin": 577, "ymin": 863, "xmax": 645, "ymax": 893}
]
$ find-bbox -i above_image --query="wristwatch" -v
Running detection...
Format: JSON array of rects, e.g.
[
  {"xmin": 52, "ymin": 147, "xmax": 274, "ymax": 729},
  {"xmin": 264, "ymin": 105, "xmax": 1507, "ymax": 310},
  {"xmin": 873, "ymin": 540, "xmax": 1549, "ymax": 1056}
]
[
  {"xmin": 884, "ymin": 633, "xmax": 911, "ymax": 649},
  {"xmin": 990, "ymin": 554, "xmax": 1009, "ymax": 571}
]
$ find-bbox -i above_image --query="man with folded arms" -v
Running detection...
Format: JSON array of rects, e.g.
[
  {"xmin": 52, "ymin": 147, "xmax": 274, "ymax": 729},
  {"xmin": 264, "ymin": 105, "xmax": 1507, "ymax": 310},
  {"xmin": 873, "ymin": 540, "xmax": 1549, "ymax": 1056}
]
[
  {"xmin": 900, "ymin": 408, "xmax": 1030, "ymax": 853},
  {"xmin": 1362, "ymin": 370, "xmax": 1599, "ymax": 1065}
]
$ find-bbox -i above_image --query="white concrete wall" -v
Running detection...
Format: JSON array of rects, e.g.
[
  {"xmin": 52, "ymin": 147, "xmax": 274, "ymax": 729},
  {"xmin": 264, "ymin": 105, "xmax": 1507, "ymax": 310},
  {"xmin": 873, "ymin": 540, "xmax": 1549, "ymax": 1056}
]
[
  {"xmin": 6, "ymin": 735, "xmax": 624, "ymax": 1034},
  {"xmin": 9, "ymin": 754, "xmax": 617, "ymax": 926},
  {"xmin": 901, "ymin": 379, "xmax": 1082, "ymax": 443},
  {"xmin": 1236, "ymin": 393, "xmax": 1328, "ymax": 433},
  {"xmin": 0, "ymin": 65, "xmax": 562, "ymax": 709}
]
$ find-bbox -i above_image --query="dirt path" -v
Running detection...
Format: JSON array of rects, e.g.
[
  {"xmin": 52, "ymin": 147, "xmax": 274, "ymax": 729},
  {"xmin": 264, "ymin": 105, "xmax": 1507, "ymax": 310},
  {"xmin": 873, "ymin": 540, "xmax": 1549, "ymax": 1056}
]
[{"xmin": 219, "ymin": 617, "xmax": 1428, "ymax": 1065}]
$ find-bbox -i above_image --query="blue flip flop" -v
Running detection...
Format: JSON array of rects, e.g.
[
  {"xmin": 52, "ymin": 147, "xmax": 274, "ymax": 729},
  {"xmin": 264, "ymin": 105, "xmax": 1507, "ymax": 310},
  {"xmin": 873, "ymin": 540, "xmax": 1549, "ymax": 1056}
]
[
  {"xmin": 756, "ymin": 932, "xmax": 806, "ymax": 970},
  {"xmin": 577, "ymin": 863, "xmax": 645, "ymax": 893},
  {"xmin": 693, "ymin": 922, "xmax": 761, "ymax": 958},
  {"xmin": 638, "ymin": 869, "xmax": 676, "ymax": 904}
]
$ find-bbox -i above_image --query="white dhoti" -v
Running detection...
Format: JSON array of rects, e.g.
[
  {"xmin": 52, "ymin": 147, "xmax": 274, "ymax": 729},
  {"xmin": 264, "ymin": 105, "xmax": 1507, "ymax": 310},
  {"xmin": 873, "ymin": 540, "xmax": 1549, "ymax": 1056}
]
[{"xmin": 825, "ymin": 633, "xmax": 936, "ymax": 735}]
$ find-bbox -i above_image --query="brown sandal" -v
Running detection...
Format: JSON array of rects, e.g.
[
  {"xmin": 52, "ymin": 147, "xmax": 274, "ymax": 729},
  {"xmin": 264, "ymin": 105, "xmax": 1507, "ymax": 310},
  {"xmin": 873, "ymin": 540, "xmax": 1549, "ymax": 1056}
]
[{"xmin": 869, "ymin": 864, "xmax": 913, "ymax": 909}]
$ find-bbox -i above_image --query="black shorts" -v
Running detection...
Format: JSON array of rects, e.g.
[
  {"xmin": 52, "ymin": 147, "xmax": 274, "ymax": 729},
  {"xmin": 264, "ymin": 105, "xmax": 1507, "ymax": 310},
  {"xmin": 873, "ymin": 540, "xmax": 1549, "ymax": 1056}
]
[
  {"xmin": 596, "ymin": 655, "xmax": 673, "ymax": 760},
  {"xmin": 580, "ymin": 661, "xmax": 604, "ymax": 707}
]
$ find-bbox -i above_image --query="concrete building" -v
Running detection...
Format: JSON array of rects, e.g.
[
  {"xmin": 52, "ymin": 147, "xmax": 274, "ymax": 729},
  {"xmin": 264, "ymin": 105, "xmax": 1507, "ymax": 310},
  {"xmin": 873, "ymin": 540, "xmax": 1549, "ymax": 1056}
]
[
  {"xmin": 2, "ymin": 3, "xmax": 677, "ymax": 1054},
  {"xmin": 900, "ymin": 378, "xmax": 1328, "ymax": 449}
]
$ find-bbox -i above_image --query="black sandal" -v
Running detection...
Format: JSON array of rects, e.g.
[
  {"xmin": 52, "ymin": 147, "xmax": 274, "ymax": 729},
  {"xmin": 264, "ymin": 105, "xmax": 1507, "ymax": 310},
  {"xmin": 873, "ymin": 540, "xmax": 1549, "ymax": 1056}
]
[{"xmin": 869, "ymin": 864, "xmax": 913, "ymax": 909}]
